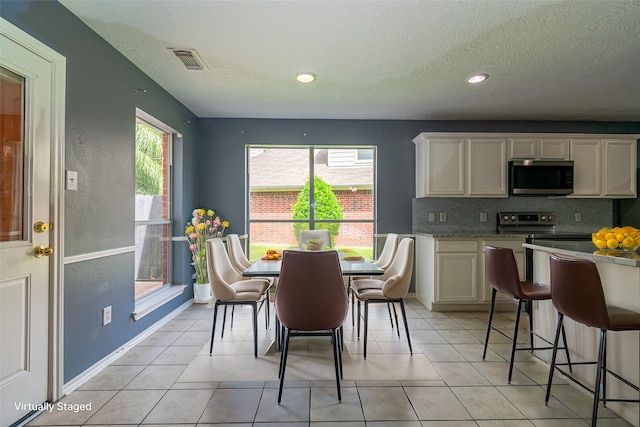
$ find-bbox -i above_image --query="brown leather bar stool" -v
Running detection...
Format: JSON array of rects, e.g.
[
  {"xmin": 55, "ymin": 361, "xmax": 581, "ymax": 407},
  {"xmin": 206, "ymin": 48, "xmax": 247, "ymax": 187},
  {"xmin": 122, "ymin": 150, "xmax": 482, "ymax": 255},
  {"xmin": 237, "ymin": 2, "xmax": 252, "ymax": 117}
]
[
  {"xmin": 546, "ymin": 254, "xmax": 640, "ymax": 426},
  {"xmin": 483, "ymin": 246, "xmax": 572, "ymax": 383}
]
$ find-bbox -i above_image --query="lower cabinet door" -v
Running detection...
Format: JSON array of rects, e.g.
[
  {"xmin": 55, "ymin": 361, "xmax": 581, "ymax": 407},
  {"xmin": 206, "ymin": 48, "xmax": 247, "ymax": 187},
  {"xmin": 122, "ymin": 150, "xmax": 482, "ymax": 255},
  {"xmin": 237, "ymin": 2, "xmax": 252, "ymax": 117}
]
[{"xmin": 435, "ymin": 252, "xmax": 478, "ymax": 302}]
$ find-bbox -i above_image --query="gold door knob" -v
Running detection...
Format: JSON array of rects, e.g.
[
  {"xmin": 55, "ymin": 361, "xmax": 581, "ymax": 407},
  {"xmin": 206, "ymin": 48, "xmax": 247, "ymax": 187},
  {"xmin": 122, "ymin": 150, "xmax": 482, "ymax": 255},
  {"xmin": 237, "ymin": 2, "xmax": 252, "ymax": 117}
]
[
  {"xmin": 34, "ymin": 222, "xmax": 49, "ymax": 233},
  {"xmin": 34, "ymin": 245, "xmax": 54, "ymax": 258}
]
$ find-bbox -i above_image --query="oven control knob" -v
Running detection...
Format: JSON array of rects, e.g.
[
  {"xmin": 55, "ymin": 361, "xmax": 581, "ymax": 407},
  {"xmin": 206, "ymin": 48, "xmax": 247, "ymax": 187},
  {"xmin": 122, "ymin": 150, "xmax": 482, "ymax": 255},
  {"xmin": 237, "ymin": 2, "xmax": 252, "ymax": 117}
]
[
  {"xmin": 503, "ymin": 215, "xmax": 510, "ymax": 221},
  {"xmin": 548, "ymin": 215, "xmax": 554, "ymax": 221},
  {"xmin": 541, "ymin": 215, "xmax": 547, "ymax": 221},
  {"xmin": 511, "ymin": 215, "xmax": 516, "ymax": 221}
]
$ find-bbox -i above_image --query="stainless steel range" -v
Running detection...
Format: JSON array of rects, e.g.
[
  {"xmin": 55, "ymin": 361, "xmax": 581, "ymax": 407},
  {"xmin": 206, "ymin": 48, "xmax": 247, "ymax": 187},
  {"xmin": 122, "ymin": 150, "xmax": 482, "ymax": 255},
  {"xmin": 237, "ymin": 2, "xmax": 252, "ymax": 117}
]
[{"xmin": 497, "ymin": 211, "xmax": 592, "ymax": 281}]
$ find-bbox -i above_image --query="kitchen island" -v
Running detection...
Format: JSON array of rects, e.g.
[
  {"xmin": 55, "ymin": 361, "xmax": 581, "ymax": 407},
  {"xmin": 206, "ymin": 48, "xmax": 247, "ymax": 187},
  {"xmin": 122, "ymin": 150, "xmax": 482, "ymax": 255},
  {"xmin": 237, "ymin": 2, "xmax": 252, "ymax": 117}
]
[{"xmin": 524, "ymin": 241, "xmax": 639, "ymax": 426}]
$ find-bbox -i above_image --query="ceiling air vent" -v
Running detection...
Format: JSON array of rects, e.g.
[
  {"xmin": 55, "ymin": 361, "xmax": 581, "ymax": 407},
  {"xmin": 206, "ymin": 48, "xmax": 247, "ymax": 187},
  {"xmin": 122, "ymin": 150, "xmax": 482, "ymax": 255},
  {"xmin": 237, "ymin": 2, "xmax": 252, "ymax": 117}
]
[{"xmin": 169, "ymin": 48, "xmax": 207, "ymax": 71}]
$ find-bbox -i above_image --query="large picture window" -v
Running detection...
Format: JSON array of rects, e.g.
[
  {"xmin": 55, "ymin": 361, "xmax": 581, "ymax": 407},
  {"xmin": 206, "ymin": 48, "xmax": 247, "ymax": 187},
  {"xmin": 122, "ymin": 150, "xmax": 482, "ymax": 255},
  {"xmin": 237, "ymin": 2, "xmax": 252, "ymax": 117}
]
[
  {"xmin": 134, "ymin": 112, "xmax": 172, "ymax": 299},
  {"xmin": 247, "ymin": 146, "xmax": 375, "ymax": 260}
]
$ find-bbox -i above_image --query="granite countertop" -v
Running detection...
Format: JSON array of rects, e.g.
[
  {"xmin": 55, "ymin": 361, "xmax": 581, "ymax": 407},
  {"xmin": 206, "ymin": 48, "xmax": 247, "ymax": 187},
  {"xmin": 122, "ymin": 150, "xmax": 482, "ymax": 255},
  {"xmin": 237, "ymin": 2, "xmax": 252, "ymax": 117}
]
[
  {"xmin": 414, "ymin": 232, "xmax": 527, "ymax": 239},
  {"xmin": 523, "ymin": 241, "xmax": 640, "ymax": 267}
]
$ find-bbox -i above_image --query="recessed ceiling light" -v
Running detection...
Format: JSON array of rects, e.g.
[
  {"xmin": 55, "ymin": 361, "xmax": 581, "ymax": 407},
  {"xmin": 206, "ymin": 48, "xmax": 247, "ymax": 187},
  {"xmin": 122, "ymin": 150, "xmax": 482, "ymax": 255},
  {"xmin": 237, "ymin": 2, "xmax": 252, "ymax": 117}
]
[
  {"xmin": 296, "ymin": 72, "xmax": 317, "ymax": 83},
  {"xmin": 467, "ymin": 73, "xmax": 489, "ymax": 84}
]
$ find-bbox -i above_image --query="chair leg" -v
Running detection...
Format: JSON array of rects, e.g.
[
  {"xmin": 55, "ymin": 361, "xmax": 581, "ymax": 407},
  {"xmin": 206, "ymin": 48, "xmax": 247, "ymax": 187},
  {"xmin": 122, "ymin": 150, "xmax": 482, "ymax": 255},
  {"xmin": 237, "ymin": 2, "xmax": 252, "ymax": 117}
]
[
  {"xmin": 508, "ymin": 299, "xmax": 523, "ymax": 384},
  {"xmin": 591, "ymin": 330, "xmax": 607, "ymax": 426},
  {"xmin": 387, "ymin": 303, "xmax": 395, "ymax": 329},
  {"xmin": 545, "ymin": 312, "xmax": 564, "ymax": 404},
  {"xmin": 560, "ymin": 322, "xmax": 573, "ymax": 373},
  {"xmin": 350, "ymin": 279, "xmax": 355, "ymax": 328},
  {"xmin": 252, "ymin": 302, "xmax": 258, "ymax": 357},
  {"xmin": 392, "ymin": 304, "xmax": 400, "ymax": 338},
  {"xmin": 398, "ymin": 299, "xmax": 412, "ymax": 355},
  {"xmin": 275, "ymin": 315, "xmax": 281, "ymax": 352},
  {"xmin": 602, "ymin": 330, "xmax": 608, "ymax": 407},
  {"xmin": 230, "ymin": 306, "xmax": 235, "ymax": 330},
  {"xmin": 483, "ymin": 288, "xmax": 497, "ymax": 359},
  {"xmin": 265, "ymin": 291, "xmax": 270, "ymax": 330},
  {"xmin": 337, "ymin": 326, "xmax": 344, "ymax": 378},
  {"xmin": 210, "ymin": 302, "xmax": 220, "ymax": 355},
  {"xmin": 221, "ymin": 305, "xmax": 228, "ymax": 339},
  {"xmin": 278, "ymin": 328, "xmax": 291, "ymax": 404},
  {"xmin": 331, "ymin": 328, "xmax": 342, "ymax": 402},
  {"xmin": 364, "ymin": 301, "xmax": 369, "ymax": 359},
  {"xmin": 356, "ymin": 300, "xmax": 361, "ymax": 339},
  {"xmin": 528, "ymin": 301, "xmax": 534, "ymax": 352}
]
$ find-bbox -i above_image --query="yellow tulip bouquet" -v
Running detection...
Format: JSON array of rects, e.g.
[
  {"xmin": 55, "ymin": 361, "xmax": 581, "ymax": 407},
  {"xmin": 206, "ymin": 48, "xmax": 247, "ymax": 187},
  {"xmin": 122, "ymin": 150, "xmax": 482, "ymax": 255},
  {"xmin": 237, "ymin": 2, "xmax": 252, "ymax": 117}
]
[{"xmin": 592, "ymin": 226, "xmax": 640, "ymax": 252}]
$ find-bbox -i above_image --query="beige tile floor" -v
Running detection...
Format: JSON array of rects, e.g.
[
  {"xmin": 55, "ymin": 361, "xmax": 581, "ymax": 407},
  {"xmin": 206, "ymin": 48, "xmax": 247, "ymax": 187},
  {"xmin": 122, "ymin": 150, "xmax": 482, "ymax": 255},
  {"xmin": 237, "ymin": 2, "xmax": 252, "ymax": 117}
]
[{"xmin": 28, "ymin": 298, "xmax": 634, "ymax": 426}]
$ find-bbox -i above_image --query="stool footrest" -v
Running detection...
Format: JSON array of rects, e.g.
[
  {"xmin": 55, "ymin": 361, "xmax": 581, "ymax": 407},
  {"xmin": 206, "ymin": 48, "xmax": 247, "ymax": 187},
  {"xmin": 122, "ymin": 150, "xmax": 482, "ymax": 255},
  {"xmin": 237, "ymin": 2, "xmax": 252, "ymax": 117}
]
[{"xmin": 554, "ymin": 365, "xmax": 640, "ymax": 402}]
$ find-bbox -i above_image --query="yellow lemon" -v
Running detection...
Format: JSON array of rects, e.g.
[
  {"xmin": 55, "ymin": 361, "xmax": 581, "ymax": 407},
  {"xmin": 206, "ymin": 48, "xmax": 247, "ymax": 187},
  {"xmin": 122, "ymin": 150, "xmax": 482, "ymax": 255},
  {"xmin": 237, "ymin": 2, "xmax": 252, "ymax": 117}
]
[
  {"xmin": 636, "ymin": 236, "xmax": 640, "ymax": 245},
  {"xmin": 622, "ymin": 237, "xmax": 635, "ymax": 248},
  {"xmin": 616, "ymin": 233, "xmax": 625, "ymax": 242},
  {"xmin": 605, "ymin": 232, "xmax": 614, "ymax": 240},
  {"xmin": 595, "ymin": 239, "xmax": 608, "ymax": 249},
  {"xmin": 592, "ymin": 233, "xmax": 599, "ymax": 244},
  {"xmin": 606, "ymin": 239, "xmax": 619, "ymax": 249}
]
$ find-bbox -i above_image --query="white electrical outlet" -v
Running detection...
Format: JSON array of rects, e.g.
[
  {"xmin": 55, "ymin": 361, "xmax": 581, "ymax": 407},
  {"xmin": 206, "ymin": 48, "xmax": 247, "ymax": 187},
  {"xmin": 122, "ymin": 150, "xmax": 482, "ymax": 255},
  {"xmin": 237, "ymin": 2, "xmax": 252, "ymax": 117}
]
[
  {"xmin": 575, "ymin": 213, "xmax": 582, "ymax": 222},
  {"xmin": 103, "ymin": 306, "xmax": 112, "ymax": 325},
  {"xmin": 480, "ymin": 212, "xmax": 488, "ymax": 222},
  {"xmin": 428, "ymin": 213, "xmax": 435, "ymax": 222},
  {"xmin": 439, "ymin": 212, "xmax": 447, "ymax": 222}
]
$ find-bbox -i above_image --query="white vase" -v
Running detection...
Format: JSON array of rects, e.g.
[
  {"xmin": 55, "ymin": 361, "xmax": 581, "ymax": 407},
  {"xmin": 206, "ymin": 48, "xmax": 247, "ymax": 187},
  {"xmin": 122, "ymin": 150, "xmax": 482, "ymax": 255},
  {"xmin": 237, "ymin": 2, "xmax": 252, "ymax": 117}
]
[{"xmin": 193, "ymin": 282, "xmax": 212, "ymax": 303}]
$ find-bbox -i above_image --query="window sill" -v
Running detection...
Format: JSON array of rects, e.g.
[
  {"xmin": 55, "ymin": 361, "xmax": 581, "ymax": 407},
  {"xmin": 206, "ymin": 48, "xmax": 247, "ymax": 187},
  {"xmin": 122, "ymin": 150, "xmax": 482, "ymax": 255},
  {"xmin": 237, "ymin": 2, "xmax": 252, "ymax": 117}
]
[{"xmin": 133, "ymin": 285, "xmax": 186, "ymax": 321}]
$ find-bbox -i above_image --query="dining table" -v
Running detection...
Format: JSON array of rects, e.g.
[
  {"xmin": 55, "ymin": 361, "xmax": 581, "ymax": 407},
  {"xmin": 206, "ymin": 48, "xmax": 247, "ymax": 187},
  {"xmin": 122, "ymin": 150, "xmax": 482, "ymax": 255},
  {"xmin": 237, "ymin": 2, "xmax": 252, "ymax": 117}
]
[
  {"xmin": 242, "ymin": 249, "xmax": 384, "ymax": 354},
  {"xmin": 242, "ymin": 249, "xmax": 385, "ymax": 277}
]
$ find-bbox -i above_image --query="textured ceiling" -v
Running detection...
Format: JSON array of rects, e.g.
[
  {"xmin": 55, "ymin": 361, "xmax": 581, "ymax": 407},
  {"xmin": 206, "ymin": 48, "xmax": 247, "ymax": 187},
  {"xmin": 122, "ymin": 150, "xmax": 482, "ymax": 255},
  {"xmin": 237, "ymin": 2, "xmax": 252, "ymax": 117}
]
[{"xmin": 59, "ymin": 0, "xmax": 640, "ymax": 121}]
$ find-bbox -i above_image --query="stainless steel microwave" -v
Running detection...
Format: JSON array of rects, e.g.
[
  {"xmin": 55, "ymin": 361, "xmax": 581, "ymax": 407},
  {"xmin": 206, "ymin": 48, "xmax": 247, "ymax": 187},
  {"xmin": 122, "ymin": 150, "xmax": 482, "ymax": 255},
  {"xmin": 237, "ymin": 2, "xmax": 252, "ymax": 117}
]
[{"xmin": 508, "ymin": 160, "xmax": 574, "ymax": 196}]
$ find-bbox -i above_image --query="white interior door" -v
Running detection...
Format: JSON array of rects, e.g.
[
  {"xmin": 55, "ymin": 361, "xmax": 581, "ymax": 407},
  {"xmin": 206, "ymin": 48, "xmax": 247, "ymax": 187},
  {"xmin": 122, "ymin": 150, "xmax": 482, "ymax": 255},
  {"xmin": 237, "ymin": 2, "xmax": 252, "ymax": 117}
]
[{"xmin": 0, "ymin": 30, "xmax": 53, "ymax": 426}]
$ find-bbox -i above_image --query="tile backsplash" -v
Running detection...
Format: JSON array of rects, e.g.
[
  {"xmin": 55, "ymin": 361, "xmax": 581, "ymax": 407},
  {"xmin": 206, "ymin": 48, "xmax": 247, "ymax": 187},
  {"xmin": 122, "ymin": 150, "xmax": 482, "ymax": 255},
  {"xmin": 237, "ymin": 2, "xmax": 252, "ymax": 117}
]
[{"xmin": 412, "ymin": 197, "xmax": 612, "ymax": 234}]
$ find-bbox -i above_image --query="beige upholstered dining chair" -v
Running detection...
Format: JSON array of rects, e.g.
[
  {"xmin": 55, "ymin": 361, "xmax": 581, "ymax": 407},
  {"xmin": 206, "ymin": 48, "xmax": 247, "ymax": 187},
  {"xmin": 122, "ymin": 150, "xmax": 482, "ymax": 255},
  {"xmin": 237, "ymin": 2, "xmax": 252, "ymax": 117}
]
[
  {"xmin": 298, "ymin": 229, "xmax": 331, "ymax": 249},
  {"xmin": 350, "ymin": 233, "xmax": 399, "ymax": 326},
  {"xmin": 225, "ymin": 233, "xmax": 275, "ymax": 331},
  {"xmin": 351, "ymin": 237, "xmax": 414, "ymax": 359},
  {"xmin": 275, "ymin": 249, "xmax": 348, "ymax": 403},
  {"xmin": 227, "ymin": 233, "xmax": 252, "ymax": 272},
  {"xmin": 206, "ymin": 238, "xmax": 271, "ymax": 357}
]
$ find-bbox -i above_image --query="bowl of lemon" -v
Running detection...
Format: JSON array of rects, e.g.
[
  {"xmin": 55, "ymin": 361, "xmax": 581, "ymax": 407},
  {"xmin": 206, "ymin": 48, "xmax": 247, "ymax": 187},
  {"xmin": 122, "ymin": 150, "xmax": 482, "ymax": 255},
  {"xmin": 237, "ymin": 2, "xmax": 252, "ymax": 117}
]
[{"xmin": 592, "ymin": 226, "xmax": 640, "ymax": 253}]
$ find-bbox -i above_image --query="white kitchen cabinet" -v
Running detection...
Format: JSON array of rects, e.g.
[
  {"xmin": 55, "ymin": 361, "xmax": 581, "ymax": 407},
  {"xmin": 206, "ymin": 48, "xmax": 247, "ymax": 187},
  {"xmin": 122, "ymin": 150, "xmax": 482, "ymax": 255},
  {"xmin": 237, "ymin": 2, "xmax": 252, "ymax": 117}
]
[
  {"xmin": 415, "ymin": 132, "xmax": 638, "ymax": 199},
  {"xmin": 509, "ymin": 138, "xmax": 538, "ymax": 159},
  {"xmin": 539, "ymin": 138, "xmax": 569, "ymax": 159},
  {"xmin": 603, "ymin": 139, "xmax": 637, "ymax": 198},
  {"xmin": 467, "ymin": 139, "xmax": 507, "ymax": 196},
  {"xmin": 415, "ymin": 235, "xmax": 523, "ymax": 311},
  {"xmin": 418, "ymin": 137, "xmax": 465, "ymax": 197},
  {"xmin": 570, "ymin": 139, "xmax": 602, "ymax": 197},
  {"xmin": 509, "ymin": 138, "xmax": 569, "ymax": 160},
  {"xmin": 570, "ymin": 138, "xmax": 637, "ymax": 198},
  {"xmin": 435, "ymin": 240, "xmax": 478, "ymax": 304},
  {"xmin": 413, "ymin": 133, "xmax": 506, "ymax": 197}
]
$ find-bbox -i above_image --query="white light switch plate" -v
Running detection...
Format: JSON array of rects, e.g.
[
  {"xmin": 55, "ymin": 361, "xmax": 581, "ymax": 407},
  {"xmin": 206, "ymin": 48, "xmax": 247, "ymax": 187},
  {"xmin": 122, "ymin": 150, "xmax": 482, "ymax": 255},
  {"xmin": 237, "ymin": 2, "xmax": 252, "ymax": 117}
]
[{"xmin": 66, "ymin": 170, "xmax": 78, "ymax": 191}]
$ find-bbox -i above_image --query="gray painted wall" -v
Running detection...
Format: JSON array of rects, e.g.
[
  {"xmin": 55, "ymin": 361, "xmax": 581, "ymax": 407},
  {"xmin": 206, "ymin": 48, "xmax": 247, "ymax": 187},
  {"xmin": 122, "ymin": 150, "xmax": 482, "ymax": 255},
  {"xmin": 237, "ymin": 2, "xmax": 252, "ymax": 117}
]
[
  {"xmin": 1, "ymin": 1, "xmax": 198, "ymax": 381},
  {"xmin": 2, "ymin": 0, "xmax": 639, "ymax": 385},
  {"xmin": 197, "ymin": 119, "xmax": 640, "ymax": 237}
]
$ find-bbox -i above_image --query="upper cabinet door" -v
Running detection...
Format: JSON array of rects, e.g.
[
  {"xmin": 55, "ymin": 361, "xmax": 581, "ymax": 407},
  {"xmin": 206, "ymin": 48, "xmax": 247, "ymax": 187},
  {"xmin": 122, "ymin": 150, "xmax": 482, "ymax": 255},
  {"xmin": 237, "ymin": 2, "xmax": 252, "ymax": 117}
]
[
  {"xmin": 539, "ymin": 138, "xmax": 569, "ymax": 159},
  {"xmin": 603, "ymin": 139, "xmax": 637, "ymax": 198},
  {"xmin": 509, "ymin": 138, "xmax": 537, "ymax": 159},
  {"xmin": 570, "ymin": 139, "xmax": 602, "ymax": 197},
  {"xmin": 424, "ymin": 138, "xmax": 465, "ymax": 196},
  {"xmin": 467, "ymin": 138, "xmax": 507, "ymax": 197}
]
